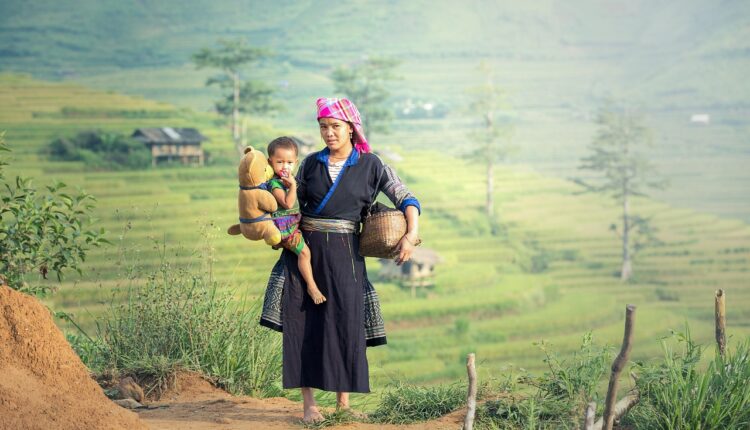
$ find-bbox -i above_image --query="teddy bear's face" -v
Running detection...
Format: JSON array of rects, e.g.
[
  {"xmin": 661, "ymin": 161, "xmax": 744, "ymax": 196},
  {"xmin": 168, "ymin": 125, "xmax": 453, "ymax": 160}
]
[{"xmin": 239, "ymin": 146, "xmax": 273, "ymax": 187}]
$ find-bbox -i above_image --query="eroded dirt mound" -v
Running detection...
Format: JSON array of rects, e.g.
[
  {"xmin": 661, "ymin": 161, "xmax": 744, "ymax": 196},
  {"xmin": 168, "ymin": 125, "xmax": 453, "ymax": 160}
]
[
  {"xmin": 0, "ymin": 285, "xmax": 147, "ymax": 430},
  {"xmin": 155, "ymin": 371, "xmax": 230, "ymax": 402}
]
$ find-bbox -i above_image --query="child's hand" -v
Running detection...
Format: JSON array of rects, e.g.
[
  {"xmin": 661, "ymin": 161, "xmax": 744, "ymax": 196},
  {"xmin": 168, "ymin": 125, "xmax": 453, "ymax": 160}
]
[{"xmin": 281, "ymin": 174, "xmax": 296, "ymax": 188}]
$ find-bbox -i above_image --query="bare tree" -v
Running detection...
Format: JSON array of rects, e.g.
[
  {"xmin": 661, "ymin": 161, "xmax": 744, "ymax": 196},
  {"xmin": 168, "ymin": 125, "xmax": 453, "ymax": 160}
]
[
  {"xmin": 466, "ymin": 62, "xmax": 515, "ymax": 225},
  {"xmin": 192, "ymin": 38, "xmax": 277, "ymax": 155},
  {"xmin": 575, "ymin": 102, "xmax": 664, "ymax": 281}
]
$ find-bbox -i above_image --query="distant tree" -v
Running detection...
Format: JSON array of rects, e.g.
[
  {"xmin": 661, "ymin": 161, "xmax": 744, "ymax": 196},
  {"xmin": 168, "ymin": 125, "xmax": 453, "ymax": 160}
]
[
  {"xmin": 192, "ymin": 38, "xmax": 279, "ymax": 155},
  {"xmin": 1, "ymin": 132, "xmax": 107, "ymax": 296},
  {"xmin": 46, "ymin": 130, "xmax": 151, "ymax": 170},
  {"xmin": 212, "ymin": 79, "xmax": 282, "ymax": 118},
  {"xmin": 330, "ymin": 56, "xmax": 401, "ymax": 138},
  {"xmin": 574, "ymin": 102, "xmax": 665, "ymax": 281},
  {"xmin": 466, "ymin": 62, "xmax": 515, "ymax": 228}
]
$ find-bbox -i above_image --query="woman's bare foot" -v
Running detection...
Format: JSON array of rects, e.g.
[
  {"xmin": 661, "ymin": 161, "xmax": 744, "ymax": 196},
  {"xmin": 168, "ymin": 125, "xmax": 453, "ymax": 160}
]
[
  {"xmin": 335, "ymin": 393, "xmax": 367, "ymax": 420},
  {"xmin": 303, "ymin": 405, "xmax": 324, "ymax": 423},
  {"xmin": 307, "ymin": 285, "xmax": 327, "ymax": 305},
  {"xmin": 336, "ymin": 392, "xmax": 349, "ymax": 410}
]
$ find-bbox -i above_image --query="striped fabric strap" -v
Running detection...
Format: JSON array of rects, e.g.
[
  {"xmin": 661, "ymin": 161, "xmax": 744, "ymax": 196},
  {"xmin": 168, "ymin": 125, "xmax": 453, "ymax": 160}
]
[
  {"xmin": 240, "ymin": 184, "xmax": 267, "ymax": 190},
  {"xmin": 239, "ymin": 214, "xmax": 271, "ymax": 224},
  {"xmin": 300, "ymin": 217, "xmax": 359, "ymax": 233}
]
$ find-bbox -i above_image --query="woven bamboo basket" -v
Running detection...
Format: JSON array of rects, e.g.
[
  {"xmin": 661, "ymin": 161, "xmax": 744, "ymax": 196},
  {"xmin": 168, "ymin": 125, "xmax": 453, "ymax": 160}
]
[{"xmin": 358, "ymin": 209, "xmax": 407, "ymax": 258}]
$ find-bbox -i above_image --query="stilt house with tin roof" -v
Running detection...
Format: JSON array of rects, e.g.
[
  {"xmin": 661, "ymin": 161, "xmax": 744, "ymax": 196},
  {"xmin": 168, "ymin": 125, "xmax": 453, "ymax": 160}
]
[
  {"xmin": 379, "ymin": 248, "xmax": 443, "ymax": 298},
  {"xmin": 132, "ymin": 127, "xmax": 207, "ymax": 167}
]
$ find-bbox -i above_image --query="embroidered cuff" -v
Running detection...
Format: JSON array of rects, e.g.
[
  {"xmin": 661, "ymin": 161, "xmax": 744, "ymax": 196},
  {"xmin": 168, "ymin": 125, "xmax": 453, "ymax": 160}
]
[{"xmin": 399, "ymin": 198, "xmax": 421, "ymax": 215}]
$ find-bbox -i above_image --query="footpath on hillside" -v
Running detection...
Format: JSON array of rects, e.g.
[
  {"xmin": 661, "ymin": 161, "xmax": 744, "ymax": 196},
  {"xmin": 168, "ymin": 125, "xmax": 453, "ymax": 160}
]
[{"xmin": 137, "ymin": 372, "xmax": 464, "ymax": 429}]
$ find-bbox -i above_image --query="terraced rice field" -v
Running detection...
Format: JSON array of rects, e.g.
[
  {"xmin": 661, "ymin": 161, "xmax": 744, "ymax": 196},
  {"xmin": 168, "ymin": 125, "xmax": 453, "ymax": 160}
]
[{"xmin": 2, "ymin": 75, "xmax": 749, "ymax": 393}]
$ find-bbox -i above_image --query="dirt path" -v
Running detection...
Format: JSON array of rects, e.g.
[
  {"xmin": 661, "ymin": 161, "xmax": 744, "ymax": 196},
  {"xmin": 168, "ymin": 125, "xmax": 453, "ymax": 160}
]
[{"xmin": 136, "ymin": 373, "xmax": 463, "ymax": 430}]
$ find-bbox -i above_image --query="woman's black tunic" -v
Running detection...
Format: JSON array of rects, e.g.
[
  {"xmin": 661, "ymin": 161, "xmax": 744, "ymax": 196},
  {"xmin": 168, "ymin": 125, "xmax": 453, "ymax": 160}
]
[{"xmin": 280, "ymin": 148, "xmax": 419, "ymax": 393}]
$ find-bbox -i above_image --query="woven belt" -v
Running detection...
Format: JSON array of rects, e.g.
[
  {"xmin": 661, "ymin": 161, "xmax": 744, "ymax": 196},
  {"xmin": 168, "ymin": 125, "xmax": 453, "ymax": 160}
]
[{"xmin": 300, "ymin": 217, "xmax": 359, "ymax": 234}]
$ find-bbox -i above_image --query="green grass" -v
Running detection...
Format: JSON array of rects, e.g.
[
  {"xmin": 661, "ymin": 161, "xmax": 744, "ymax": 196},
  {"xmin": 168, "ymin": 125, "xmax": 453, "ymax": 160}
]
[
  {"xmin": 624, "ymin": 331, "xmax": 750, "ymax": 430},
  {"xmin": 368, "ymin": 381, "xmax": 466, "ymax": 424},
  {"xmin": 69, "ymin": 240, "xmax": 283, "ymax": 398}
]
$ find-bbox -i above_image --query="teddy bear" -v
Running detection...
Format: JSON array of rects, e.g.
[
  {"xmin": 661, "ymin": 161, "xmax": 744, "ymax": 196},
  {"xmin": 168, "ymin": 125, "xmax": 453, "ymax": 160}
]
[{"xmin": 227, "ymin": 146, "xmax": 282, "ymax": 246}]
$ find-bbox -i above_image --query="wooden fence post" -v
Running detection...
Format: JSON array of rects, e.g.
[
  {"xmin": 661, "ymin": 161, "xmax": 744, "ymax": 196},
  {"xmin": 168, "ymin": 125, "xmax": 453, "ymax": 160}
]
[
  {"xmin": 715, "ymin": 289, "xmax": 726, "ymax": 357},
  {"xmin": 584, "ymin": 402, "xmax": 596, "ymax": 430},
  {"xmin": 463, "ymin": 353, "xmax": 477, "ymax": 430},
  {"xmin": 602, "ymin": 304, "xmax": 636, "ymax": 430}
]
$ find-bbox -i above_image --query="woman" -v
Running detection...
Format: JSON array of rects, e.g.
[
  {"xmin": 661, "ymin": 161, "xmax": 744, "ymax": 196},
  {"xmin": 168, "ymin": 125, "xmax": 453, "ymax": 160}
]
[{"xmin": 264, "ymin": 97, "xmax": 420, "ymax": 422}]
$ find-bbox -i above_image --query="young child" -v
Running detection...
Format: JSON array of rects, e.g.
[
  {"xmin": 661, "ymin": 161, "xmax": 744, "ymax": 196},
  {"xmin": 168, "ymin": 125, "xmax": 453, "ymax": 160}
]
[{"xmin": 266, "ymin": 137, "xmax": 326, "ymax": 305}]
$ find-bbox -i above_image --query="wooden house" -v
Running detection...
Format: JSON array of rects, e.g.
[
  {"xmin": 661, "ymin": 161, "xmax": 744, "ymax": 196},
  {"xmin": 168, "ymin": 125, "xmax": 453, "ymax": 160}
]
[
  {"xmin": 290, "ymin": 135, "xmax": 317, "ymax": 157},
  {"xmin": 379, "ymin": 247, "xmax": 443, "ymax": 297},
  {"xmin": 132, "ymin": 127, "xmax": 207, "ymax": 167}
]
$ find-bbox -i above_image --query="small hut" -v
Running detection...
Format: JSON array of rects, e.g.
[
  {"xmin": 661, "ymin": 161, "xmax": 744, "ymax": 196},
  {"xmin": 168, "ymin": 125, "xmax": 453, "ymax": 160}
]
[
  {"xmin": 132, "ymin": 127, "xmax": 207, "ymax": 167},
  {"xmin": 290, "ymin": 135, "xmax": 318, "ymax": 157},
  {"xmin": 379, "ymin": 247, "xmax": 443, "ymax": 297}
]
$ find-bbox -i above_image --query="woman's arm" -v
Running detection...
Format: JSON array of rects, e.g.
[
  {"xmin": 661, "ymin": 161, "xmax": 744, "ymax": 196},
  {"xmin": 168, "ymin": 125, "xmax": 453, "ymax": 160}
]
[
  {"xmin": 395, "ymin": 205, "xmax": 419, "ymax": 265},
  {"xmin": 376, "ymin": 163, "xmax": 421, "ymax": 215},
  {"xmin": 374, "ymin": 159, "xmax": 421, "ymax": 265}
]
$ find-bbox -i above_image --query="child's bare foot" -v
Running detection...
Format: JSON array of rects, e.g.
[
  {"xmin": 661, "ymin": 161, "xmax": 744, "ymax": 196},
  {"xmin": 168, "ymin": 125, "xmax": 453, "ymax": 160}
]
[
  {"xmin": 303, "ymin": 405, "xmax": 324, "ymax": 423},
  {"xmin": 307, "ymin": 286, "xmax": 326, "ymax": 305}
]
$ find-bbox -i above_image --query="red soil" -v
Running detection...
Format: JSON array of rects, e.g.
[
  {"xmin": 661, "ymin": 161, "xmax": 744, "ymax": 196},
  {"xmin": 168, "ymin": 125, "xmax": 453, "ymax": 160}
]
[
  {"xmin": 0, "ymin": 285, "xmax": 147, "ymax": 430},
  {"xmin": 138, "ymin": 375, "xmax": 465, "ymax": 430}
]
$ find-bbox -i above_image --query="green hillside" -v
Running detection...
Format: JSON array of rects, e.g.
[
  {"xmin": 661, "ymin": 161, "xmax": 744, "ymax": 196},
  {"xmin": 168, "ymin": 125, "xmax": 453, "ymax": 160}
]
[
  {"xmin": 2, "ymin": 75, "xmax": 749, "ymax": 396},
  {"xmin": 3, "ymin": 0, "xmax": 749, "ymax": 106},
  {"xmin": 4, "ymin": 1, "xmax": 749, "ymax": 223}
]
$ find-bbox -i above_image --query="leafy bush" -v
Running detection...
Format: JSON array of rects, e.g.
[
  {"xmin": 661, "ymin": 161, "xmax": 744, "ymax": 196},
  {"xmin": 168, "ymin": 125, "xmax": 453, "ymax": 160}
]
[
  {"xmin": 625, "ymin": 330, "xmax": 750, "ymax": 430},
  {"xmin": 369, "ymin": 381, "xmax": 466, "ymax": 424},
  {"xmin": 46, "ymin": 130, "xmax": 151, "ymax": 170},
  {"xmin": 0, "ymin": 133, "xmax": 107, "ymax": 295},
  {"xmin": 81, "ymin": 250, "xmax": 282, "ymax": 398}
]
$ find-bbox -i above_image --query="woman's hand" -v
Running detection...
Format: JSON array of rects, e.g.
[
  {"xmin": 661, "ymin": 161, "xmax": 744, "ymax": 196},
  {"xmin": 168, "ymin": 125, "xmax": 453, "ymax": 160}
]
[{"xmin": 395, "ymin": 231, "xmax": 419, "ymax": 266}]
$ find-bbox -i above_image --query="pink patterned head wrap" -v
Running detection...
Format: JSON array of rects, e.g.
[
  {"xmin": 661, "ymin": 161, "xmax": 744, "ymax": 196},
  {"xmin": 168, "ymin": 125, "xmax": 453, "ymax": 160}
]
[{"xmin": 316, "ymin": 97, "xmax": 371, "ymax": 153}]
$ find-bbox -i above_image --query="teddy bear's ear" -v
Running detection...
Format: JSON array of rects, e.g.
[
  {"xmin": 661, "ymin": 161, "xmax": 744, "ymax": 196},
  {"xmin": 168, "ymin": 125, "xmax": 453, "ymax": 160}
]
[
  {"xmin": 244, "ymin": 146, "xmax": 254, "ymax": 154},
  {"xmin": 227, "ymin": 224, "xmax": 242, "ymax": 235}
]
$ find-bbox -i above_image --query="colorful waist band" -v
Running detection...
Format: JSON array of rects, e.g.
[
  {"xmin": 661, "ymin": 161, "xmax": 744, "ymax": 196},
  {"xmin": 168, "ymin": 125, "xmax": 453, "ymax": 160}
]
[{"xmin": 300, "ymin": 217, "xmax": 359, "ymax": 234}]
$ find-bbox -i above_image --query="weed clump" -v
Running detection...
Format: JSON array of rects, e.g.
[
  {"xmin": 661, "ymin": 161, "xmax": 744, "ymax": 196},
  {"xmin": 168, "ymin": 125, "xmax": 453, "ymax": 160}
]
[
  {"xmin": 476, "ymin": 333, "xmax": 612, "ymax": 429},
  {"xmin": 369, "ymin": 381, "xmax": 466, "ymax": 424},
  {"xmin": 71, "ymin": 249, "xmax": 281, "ymax": 398},
  {"xmin": 624, "ymin": 330, "xmax": 750, "ymax": 430}
]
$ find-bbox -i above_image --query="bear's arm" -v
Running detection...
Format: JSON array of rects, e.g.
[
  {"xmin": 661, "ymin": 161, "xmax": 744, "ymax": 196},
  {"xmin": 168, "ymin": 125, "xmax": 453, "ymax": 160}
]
[{"xmin": 256, "ymin": 190, "xmax": 279, "ymax": 213}]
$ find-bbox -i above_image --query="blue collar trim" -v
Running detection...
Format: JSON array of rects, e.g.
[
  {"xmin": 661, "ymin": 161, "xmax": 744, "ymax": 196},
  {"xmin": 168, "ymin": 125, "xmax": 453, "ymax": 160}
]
[{"xmin": 316, "ymin": 147, "xmax": 360, "ymax": 166}]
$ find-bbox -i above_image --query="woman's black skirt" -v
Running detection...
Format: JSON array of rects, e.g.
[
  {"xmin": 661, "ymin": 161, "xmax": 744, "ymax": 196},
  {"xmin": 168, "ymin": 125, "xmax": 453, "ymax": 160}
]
[{"xmin": 281, "ymin": 230, "xmax": 370, "ymax": 393}]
